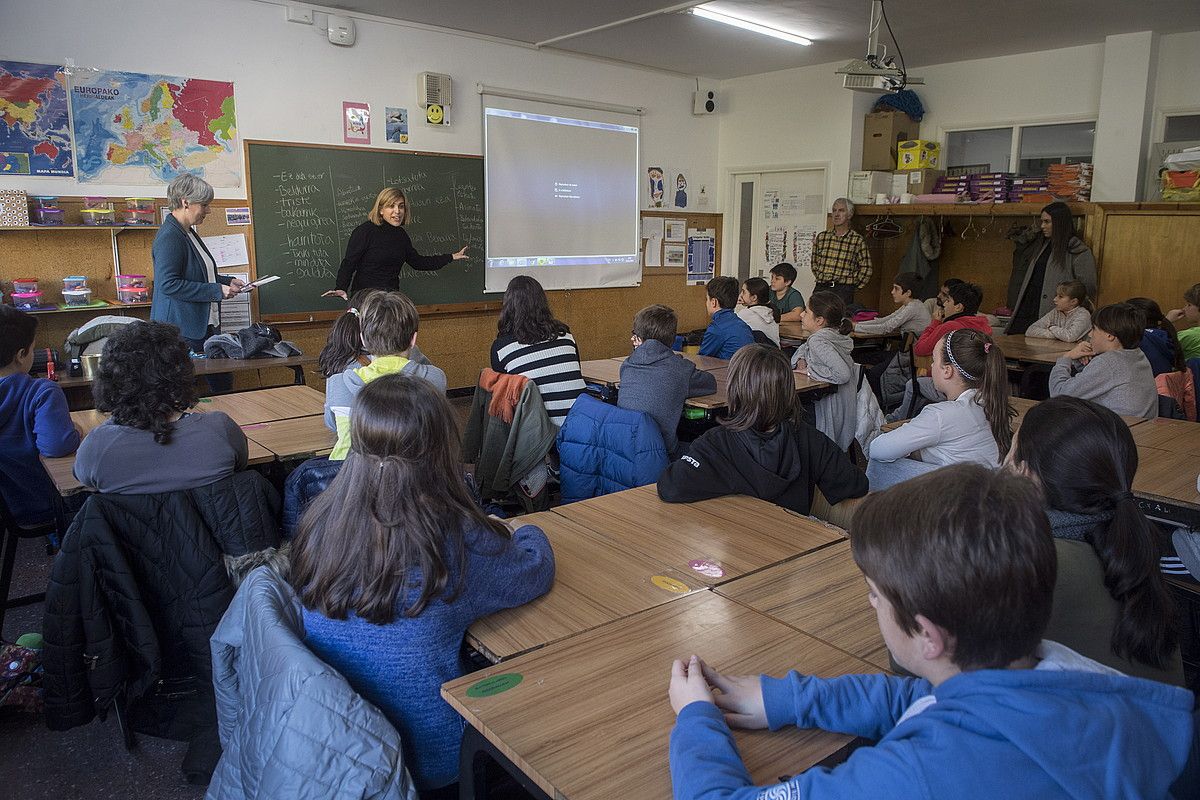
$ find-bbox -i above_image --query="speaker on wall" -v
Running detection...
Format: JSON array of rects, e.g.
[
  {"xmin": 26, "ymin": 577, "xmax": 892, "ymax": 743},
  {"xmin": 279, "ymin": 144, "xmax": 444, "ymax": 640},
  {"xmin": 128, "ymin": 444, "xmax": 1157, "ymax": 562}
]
[{"xmin": 693, "ymin": 90, "xmax": 717, "ymax": 115}]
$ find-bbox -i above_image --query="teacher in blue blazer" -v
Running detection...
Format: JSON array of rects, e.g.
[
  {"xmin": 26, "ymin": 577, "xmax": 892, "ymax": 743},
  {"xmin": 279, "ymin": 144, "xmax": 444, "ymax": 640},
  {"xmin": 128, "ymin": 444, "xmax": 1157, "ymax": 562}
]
[{"xmin": 151, "ymin": 173, "xmax": 245, "ymax": 352}]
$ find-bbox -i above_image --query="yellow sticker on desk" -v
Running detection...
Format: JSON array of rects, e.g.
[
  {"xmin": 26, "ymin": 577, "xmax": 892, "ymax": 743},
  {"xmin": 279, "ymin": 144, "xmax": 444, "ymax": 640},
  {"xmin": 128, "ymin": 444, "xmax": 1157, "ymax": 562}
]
[{"xmin": 651, "ymin": 575, "xmax": 690, "ymax": 593}]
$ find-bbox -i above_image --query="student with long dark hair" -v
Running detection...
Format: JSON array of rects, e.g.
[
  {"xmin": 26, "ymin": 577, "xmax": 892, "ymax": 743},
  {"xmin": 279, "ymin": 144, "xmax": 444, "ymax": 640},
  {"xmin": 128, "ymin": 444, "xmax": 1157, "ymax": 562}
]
[
  {"xmin": 658, "ymin": 344, "xmax": 867, "ymax": 516},
  {"xmin": 868, "ymin": 329, "xmax": 1012, "ymax": 490},
  {"xmin": 74, "ymin": 320, "xmax": 247, "ymax": 493},
  {"xmin": 1127, "ymin": 296, "xmax": 1184, "ymax": 375},
  {"xmin": 490, "ymin": 275, "xmax": 585, "ymax": 425},
  {"xmin": 317, "ymin": 288, "xmax": 382, "ymax": 378},
  {"xmin": 1008, "ymin": 396, "xmax": 1183, "ymax": 685},
  {"xmin": 293, "ymin": 373, "xmax": 554, "ymax": 796},
  {"xmin": 1006, "ymin": 201, "xmax": 1097, "ymax": 334},
  {"xmin": 736, "ymin": 277, "xmax": 781, "ymax": 345}
]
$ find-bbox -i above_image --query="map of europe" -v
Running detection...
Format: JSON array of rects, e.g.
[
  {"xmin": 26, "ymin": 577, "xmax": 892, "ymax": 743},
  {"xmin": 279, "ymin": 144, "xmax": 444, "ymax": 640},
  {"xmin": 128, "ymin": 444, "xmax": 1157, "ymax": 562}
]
[
  {"xmin": 0, "ymin": 60, "xmax": 73, "ymax": 177},
  {"xmin": 71, "ymin": 69, "xmax": 239, "ymax": 186}
]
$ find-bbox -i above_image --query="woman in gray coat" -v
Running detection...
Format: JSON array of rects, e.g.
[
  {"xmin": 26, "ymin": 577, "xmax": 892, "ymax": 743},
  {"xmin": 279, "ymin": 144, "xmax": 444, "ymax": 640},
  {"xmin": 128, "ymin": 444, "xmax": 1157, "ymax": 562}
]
[{"xmin": 1006, "ymin": 201, "xmax": 1096, "ymax": 335}]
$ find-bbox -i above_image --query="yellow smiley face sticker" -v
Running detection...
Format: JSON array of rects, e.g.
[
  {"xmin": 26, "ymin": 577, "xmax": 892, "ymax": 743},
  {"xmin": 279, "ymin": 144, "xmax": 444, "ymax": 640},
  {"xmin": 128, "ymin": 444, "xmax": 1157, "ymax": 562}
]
[{"xmin": 426, "ymin": 104, "xmax": 444, "ymax": 125}]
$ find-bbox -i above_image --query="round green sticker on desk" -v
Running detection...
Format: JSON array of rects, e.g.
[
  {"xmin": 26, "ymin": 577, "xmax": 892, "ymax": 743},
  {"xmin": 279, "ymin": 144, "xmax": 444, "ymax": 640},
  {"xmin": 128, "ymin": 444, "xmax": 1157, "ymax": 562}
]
[{"xmin": 466, "ymin": 673, "xmax": 523, "ymax": 698}]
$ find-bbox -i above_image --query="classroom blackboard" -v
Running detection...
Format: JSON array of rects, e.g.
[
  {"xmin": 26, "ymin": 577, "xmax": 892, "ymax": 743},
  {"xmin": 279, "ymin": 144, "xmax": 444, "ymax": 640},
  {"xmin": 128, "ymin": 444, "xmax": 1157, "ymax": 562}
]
[{"xmin": 245, "ymin": 140, "xmax": 486, "ymax": 319}]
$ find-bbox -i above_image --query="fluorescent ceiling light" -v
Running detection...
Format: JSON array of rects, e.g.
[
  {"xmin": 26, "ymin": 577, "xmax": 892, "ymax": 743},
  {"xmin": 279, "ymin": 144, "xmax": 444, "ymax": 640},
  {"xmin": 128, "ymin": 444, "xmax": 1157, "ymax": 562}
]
[{"xmin": 690, "ymin": 5, "xmax": 812, "ymax": 46}]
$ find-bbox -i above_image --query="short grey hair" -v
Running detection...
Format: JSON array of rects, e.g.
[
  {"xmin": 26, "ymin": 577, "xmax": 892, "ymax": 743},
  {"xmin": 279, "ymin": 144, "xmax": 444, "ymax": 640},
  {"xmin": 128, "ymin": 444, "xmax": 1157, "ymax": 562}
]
[
  {"xmin": 167, "ymin": 173, "xmax": 214, "ymax": 210},
  {"xmin": 833, "ymin": 197, "xmax": 855, "ymax": 217}
]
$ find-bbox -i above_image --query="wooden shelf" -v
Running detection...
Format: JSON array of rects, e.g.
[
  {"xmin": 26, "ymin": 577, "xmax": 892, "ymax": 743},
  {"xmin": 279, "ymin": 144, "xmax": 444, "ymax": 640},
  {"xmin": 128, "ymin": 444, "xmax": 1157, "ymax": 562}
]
[
  {"xmin": 0, "ymin": 225, "xmax": 159, "ymax": 231},
  {"xmin": 27, "ymin": 301, "xmax": 151, "ymax": 315}
]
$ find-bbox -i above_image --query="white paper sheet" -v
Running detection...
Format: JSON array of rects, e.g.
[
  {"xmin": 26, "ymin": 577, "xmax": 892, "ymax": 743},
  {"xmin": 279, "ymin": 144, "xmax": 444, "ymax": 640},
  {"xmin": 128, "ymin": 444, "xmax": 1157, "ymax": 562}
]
[
  {"xmin": 644, "ymin": 235, "xmax": 663, "ymax": 267},
  {"xmin": 201, "ymin": 233, "xmax": 250, "ymax": 268},
  {"xmin": 219, "ymin": 271, "xmax": 252, "ymax": 333},
  {"xmin": 664, "ymin": 218, "xmax": 686, "ymax": 242},
  {"xmin": 641, "ymin": 216, "xmax": 665, "ymax": 240}
]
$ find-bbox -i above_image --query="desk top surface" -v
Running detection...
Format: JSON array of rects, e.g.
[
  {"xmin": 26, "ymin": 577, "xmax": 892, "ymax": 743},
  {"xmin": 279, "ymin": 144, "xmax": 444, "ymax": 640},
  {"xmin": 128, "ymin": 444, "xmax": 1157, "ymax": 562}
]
[
  {"xmin": 443, "ymin": 590, "xmax": 878, "ymax": 800},
  {"xmin": 241, "ymin": 413, "xmax": 336, "ymax": 459},
  {"xmin": 56, "ymin": 353, "xmax": 317, "ymax": 388},
  {"xmin": 467, "ymin": 511, "xmax": 701, "ymax": 662},
  {"xmin": 716, "ymin": 540, "xmax": 890, "ymax": 671},
  {"xmin": 1130, "ymin": 417, "xmax": 1200, "ymax": 456},
  {"xmin": 992, "ymin": 334, "xmax": 1074, "ymax": 364},
  {"xmin": 551, "ymin": 485, "xmax": 844, "ymax": 587},
  {"xmin": 1134, "ymin": 445, "xmax": 1200, "ymax": 510},
  {"xmin": 196, "ymin": 385, "xmax": 326, "ymax": 426}
]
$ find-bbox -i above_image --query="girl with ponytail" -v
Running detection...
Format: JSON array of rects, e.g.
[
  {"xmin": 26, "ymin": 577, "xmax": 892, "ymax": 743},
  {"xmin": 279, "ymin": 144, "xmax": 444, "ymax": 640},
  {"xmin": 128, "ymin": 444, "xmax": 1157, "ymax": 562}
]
[
  {"xmin": 867, "ymin": 329, "xmax": 1013, "ymax": 490},
  {"xmin": 790, "ymin": 290, "xmax": 858, "ymax": 450},
  {"xmin": 1008, "ymin": 396, "xmax": 1183, "ymax": 684}
]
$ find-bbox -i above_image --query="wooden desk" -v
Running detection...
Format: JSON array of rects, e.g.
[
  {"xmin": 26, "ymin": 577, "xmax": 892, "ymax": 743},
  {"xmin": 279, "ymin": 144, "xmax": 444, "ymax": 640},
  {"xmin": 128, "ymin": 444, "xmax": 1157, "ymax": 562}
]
[
  {"xmin": 578, "ymin": 358, "xmax": 625, "ymax": 386},
  {"xmin": 467, "ymin": 511, "xmax": 700, "ymax": 662},
  {"xmin": 443, "ymin": 591, "xmax": 879, "ymax": 800},
  {"xmin": 685, "ymin": 367, "xmax": 830, "ymax": 410},
  {"xmin": 56, "ymin": 353, "xmax": 318, "ymax": 390},
  {"xmin": 611, "ymin": 352, "xmax": 729, "ymax": 372},
  {"xmin": 552, "ymin": 485, "xmax": 844, "ymax": 587},
  {"xmin": 880, "ymin": 396, "xmax": 1145, "ymax": 433},
  {"xmin": 779, "ymin": 322, "xmax": 900, "ymax": 344},
  {"xmin": 717, "ymin": 540, "xmax": 889, "ymax": 671},
  {"xmin": 1130, "ymin": 418, "xmax": 1200, "ymax": 456},
  {"xmin": 1134, "ymin": 446, "xmax": 1200, "ymax": 513},
  {"xmin": 992, "ymin": 334, "xmax": 1073, "ymax": 365},
  {"xmin": 242, "ymin": 414, "xmax": 337, "ymax": 460},
  {"xmin": 197, "ymin": 385, "xmax": 326, "ymax": 426}
]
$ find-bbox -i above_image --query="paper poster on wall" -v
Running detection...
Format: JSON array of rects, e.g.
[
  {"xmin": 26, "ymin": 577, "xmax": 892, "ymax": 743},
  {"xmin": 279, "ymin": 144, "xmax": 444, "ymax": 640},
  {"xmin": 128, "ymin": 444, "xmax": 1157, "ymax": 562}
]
[
  {"xmin": 763, "ymin": 190, "xmax": 781, "ymax": 219},
  {"xmin": 201, "ymin": 233, "xmax": 250, "ymax": 269},
  {"xmin": 386, "ymin": 107, "xmax": 409, "ymax": 143},
  {"xmin": 343, "ymin": 101, "xmax": 370, "ymax": 144},
  {"xmin": 804, "ymin": 194, "xmax": 825, "ymax": 214},
  {"xmin": 686, "ymin": 234, "xmax": 714, "ymax": 286},
  {"xmin": 0, "ymin": 60, "xmax": 73, "ymax": 176},
  {"xmin": 664, "ymin": 243, "xmax": 685, "ymax": 267},
  {"xmin": 218, "ymin": 271, "xmax": 251, "ymax": 333},
  {"xmin": 793, "ymin": 224, "xmax": 821, "ymax": 270},
  {"xmin": 642, "ymin": 215, "xmax": 664, "ymax": 240},
  {"xmin": 766, "ymin": 228, "xmax": 787, "ymax": 265},
  {"xmin": 664, "ymin": 218, "xmax": 686, "ymax": 243},
  {"xmin": 647, "ymin": 166, "xmax": 665, "ymax": 208},
  {"xmin": 225, "ymin": 207, "xmax": 251, "ymax": 226},
  {"xmin": 672, "ymin": 171, "xmax": 688, "ymax": 208},
  {"xmin": 644, "ymin": 235, "xmax": 663, "ymax": 267}
]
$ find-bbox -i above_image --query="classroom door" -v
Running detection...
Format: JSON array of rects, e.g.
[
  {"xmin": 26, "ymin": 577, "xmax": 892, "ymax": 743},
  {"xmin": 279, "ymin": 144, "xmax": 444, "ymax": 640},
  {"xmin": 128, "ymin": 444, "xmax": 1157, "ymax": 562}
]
[{"xmin": 730, "ymin": 169, "xmax": 826, "ymax": 300}]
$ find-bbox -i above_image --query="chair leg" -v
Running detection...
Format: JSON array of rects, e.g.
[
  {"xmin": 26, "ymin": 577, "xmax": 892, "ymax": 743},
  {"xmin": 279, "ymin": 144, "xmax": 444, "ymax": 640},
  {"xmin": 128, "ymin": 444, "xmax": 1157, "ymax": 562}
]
[
  {"xmin": 113, "ymin": 690, "xmax": 137, "ymax": 751},
  {"xmin": 0, "ymin": 530, "xmax": 17, "ymax": 637}
]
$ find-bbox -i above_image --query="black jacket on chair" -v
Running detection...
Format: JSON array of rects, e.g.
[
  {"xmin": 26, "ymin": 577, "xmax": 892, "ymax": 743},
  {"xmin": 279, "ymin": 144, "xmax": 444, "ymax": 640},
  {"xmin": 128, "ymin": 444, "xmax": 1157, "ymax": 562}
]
[{"xmin": 42, "ymin": 470, "xmax": 283, "ymax": 759}]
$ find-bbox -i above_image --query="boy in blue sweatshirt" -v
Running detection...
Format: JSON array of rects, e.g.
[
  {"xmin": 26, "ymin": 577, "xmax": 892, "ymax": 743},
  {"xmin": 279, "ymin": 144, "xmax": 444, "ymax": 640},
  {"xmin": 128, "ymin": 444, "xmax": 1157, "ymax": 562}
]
[
  {"xmin": 699, "ymin": 276, "xmax": 754, "ymax": 359},
  {"xmin": 0, "ymin": 306, "xmax": 80, "ymax": 525},
  {"xmin": 668, "ymin": 463, "xmax": 1195, "ymax": 800}
]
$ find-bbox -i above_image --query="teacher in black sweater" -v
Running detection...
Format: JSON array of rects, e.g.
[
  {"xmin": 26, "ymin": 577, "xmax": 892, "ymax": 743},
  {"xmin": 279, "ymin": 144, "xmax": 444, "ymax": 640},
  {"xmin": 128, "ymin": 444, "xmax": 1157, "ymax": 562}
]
[{"xmin": 323, "ymin": 187, "xmax": 468, "ymax": 300}]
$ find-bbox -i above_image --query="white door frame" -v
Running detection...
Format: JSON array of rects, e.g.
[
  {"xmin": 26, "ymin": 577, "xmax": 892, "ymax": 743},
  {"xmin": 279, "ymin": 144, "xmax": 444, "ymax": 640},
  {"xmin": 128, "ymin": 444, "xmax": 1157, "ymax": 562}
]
[{"xmin": 722, "ymin": 162, "xmax": 829, "ymax": 280}]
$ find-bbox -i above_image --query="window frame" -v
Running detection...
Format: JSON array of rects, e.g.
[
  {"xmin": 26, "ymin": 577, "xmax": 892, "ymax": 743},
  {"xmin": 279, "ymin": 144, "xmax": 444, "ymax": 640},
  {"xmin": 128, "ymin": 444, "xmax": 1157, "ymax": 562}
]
[{"xmin": 941, "ymin": 117, "xmax": 1098, "ymax": 176}]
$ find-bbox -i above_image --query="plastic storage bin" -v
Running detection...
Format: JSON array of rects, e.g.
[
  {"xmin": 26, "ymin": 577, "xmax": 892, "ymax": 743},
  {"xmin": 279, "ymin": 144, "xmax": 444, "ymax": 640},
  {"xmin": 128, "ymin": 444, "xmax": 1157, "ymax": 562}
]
[
  {"xmin": 80, "ymin": 208, "xmax": 116, "ymax": 225},
  {"xmin": 62, "ymin": 288, "xmax": 93, "ymax": 307},
  {"xmin": 123, "ymin": 209, "xmax": 156, "ymax": 225},
  {"xmin": 30, "ymin": 196, "xmax": 59, "ymax": 209},
  {"xmin": 31, "ymin": 207, "xmax": 64, "ymax": 225},
  {"xmin": 83, "ymin": 197, "xmax": 113, "ymax": 210},
  {"xmin": 125, "ymin": 197, "xmax": 156, "ymax": 212},
  {"xmin": 13, "ymin": 278, "xmax": 38, "ymax": 294},
  {"xmin": 117, "ymin": 286, "xmax": 149, "ymax": 304},
  {"xmin": 115, "ymin": 274, "xmax": 148, "ymax": 289},
  {"xmin": 62, "ymin": 276, "xmax": 88, "ymax": 291},
  {"xmin": 12, "ymin": 291, "xmax": 43, "ymax": 310}
]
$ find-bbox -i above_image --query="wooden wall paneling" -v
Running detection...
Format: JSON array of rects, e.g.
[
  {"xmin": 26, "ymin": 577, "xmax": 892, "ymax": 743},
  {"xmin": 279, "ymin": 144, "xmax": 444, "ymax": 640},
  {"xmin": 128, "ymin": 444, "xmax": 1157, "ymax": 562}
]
[{"xmin": 1094, "ymin": 207, "xmax": 1200, "ymax": 309}]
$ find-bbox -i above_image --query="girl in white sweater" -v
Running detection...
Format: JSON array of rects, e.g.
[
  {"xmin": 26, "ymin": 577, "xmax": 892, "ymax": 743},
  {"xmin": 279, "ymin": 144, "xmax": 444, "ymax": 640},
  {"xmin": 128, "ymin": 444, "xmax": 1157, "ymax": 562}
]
[
  {"xmin": 867, "ymin": 329, "xmax": 1014, "ymax": 490},
  {"xmin": 1025, "ymin": 280, "xmax": 1093, "ymax": 342},
  {"xmin": 735, "ymin": 277, "xmax": 781, "ymax": 346}
]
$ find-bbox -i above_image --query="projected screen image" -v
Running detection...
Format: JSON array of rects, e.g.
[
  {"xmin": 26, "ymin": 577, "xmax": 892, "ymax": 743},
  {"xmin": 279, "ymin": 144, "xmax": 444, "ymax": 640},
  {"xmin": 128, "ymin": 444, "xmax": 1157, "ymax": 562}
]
[{"xmin": 484, "ymin": 103, "xmax": 640, "ymax": 291}]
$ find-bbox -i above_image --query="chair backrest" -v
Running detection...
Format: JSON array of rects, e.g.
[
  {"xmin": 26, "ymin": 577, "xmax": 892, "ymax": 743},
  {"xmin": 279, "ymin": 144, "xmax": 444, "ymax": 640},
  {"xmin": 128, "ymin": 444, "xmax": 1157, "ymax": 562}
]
[{"xmin": 751, "ymin": 329, "xmax": 776, "ymax": 348}]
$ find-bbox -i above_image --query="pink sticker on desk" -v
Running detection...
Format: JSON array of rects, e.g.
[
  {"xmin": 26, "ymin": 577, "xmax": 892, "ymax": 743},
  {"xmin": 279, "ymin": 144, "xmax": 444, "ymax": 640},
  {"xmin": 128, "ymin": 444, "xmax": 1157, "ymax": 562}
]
[{"xmin": 688, "ymin": 559, "xmax": 725, "ymax": 578}]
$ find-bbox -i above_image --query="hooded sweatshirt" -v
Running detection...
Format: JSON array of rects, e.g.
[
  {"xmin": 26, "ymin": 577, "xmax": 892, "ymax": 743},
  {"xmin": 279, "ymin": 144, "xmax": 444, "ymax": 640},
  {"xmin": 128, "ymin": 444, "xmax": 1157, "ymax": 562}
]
[
  {"xmin": 734, "ymin": 304, "xmax": 780, "ymax": 345},
  {"xmin": 656, "ymin": 419, "xmax": 868, "ymax": 515},
  {"xmin": 792, "ymin": 327, "xmax": 857, "ymax": 450},
  {"xmin": 618, "ymin": 340, "xmax": 717, "ymax": 457},
  {"xmin": 324, "ymin": 354, "xmax": 448, "ymax": 459},
  {"xmin": 670, "ymin": 640, "xmax": 1195, "ymax": 800},
  {"xmin": 914, "ymin": 312, "xmax": 993, "ymax": 357},
  {"xmin": 1049, "ymin": 348, "xmax": 1158, "ymax": 420}
]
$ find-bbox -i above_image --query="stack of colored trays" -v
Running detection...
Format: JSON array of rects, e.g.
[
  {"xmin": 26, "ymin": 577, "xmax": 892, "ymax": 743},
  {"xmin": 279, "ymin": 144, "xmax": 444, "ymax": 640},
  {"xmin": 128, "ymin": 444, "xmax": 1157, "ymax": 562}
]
[
  {"xmin": 1048, "ymin": 163, "xmax": 1093, "ymax": 201},
  {"xmin": 968, "ymin": 173, "xmax": 1013, "ymax": 203}
]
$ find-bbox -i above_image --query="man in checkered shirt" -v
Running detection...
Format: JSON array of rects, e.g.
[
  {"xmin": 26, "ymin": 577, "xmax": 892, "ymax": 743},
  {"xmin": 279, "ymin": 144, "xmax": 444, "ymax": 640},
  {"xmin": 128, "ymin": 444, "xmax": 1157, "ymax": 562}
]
[{"xmin": 811, "ymin": 197, "xmax": 872, "ymax": 305}]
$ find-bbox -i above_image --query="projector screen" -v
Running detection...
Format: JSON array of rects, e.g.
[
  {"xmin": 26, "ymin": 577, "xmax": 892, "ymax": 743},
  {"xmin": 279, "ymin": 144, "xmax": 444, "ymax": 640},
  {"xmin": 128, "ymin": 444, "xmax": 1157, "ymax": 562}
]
[{"xmin": 482, "ymin": 95, "xmax": 640, "ymax": 292}]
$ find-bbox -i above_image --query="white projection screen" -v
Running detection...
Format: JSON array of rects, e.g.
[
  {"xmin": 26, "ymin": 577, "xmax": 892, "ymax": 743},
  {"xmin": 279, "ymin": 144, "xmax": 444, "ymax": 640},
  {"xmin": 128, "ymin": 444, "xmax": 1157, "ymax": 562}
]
[{"xmin": 482, "ymin": 94, "xmax": 641, "ymax": 292}]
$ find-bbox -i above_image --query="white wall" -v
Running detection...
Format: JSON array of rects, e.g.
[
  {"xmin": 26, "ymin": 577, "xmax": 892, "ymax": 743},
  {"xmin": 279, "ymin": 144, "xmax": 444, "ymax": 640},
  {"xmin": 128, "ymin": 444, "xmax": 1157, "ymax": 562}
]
[
  {"xmin": 1152, "ymin": 30, "xmax": 1200, "ymax": 141},
  {"xmin": 0, "ymin": 0, "xmax": 718, "ymax": 201}
]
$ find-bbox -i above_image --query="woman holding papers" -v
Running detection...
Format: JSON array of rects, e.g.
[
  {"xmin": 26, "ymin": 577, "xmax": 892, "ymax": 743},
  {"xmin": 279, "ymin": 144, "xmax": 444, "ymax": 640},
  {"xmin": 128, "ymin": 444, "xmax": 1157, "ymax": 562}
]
[
  {"xmin": 151, "ymin": 173, "xmax": 245, "ymax": 352},
  {"xmin": 322, "ymin": 187, "xmax": 469, "ymax": 300}
]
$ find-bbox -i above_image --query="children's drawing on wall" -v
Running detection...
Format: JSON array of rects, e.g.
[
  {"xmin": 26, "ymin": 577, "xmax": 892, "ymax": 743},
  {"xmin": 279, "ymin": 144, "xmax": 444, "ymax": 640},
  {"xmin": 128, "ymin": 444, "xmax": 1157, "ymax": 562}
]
[
  {"xmin": 342, "ymin": 101, "xmax": 370, "ymax": 144},
  {"xmin": 385, "ymin": 107, "xmax": 409, "ymax": 143},
  {"xmin": 674, "ymin": 173, "xmax": 688, "ymax": 208},
  {"xmin": 647, "ymin": 166, "xmax": 664, "ymax": 208}
]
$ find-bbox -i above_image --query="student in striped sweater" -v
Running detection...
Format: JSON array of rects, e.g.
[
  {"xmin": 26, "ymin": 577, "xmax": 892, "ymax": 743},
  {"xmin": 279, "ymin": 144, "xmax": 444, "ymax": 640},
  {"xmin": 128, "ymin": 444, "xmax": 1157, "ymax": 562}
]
[{"xmin": 490, "ymin": 276, "xmax": 586, "ymax": 425}]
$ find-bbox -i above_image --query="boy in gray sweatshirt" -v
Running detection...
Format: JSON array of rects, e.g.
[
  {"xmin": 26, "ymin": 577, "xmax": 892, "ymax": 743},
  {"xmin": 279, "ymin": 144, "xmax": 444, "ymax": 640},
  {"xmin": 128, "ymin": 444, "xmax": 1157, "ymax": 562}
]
[
  {"xmin": 619, "ymin": 305, "xmax": 717, "ymax": 458},
  {"xmin": 1049, "ymin": 303, "xmax": 1158, "ymax": 419}
]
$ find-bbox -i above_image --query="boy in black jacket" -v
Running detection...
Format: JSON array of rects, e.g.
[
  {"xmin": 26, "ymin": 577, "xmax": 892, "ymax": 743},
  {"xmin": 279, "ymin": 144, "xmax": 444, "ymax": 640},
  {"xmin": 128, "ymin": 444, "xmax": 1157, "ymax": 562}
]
[{"xmin": 658, "ymin": 344, "xmax": 867, "ymax": 515}]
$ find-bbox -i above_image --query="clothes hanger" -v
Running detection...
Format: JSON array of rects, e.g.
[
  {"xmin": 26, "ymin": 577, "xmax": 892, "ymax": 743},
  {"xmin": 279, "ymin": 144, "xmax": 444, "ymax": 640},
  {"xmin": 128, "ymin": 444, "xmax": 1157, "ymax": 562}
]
[
  {"xmin": 866, "ymin": 212, "xmax": 903, "ymax": 239},
  {"xmin": 960, "ymin": 214, "xmax": 977, "ymax": 240}
]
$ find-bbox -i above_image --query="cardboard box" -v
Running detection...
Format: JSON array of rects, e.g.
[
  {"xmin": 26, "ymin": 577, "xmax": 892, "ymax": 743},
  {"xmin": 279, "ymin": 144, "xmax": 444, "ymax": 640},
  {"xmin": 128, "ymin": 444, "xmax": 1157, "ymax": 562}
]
[
  {"xmin": 902, "ymin": 169, "xmax": 945, "ymax": 195},
  {"xmin": 863, "ymin": 111, "xmax": 919, "ymax": 171},
  {"xmin": 0, "ymin": 189, "xmax": 29, "ymax": 226},
  {"xmin": 848, "ymin": 170, "xmax": 893, "ymax": 204},
  {"xmin": 897, "ymin": 139, "xmax": 941, "ymax": 170}
]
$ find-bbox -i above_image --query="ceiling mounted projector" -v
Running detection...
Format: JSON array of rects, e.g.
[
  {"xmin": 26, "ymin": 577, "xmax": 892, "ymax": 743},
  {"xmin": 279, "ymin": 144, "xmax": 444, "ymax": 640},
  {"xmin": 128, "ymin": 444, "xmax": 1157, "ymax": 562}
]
[{"xmin": 836, "ymin": 2, "xmax": 923, "ymax": 93}]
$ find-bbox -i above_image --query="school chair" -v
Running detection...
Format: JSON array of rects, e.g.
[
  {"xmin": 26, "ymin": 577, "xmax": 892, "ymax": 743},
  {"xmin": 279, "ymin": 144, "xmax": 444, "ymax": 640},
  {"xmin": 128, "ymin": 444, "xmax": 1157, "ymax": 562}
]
[{"xmin": 0, "ymin": 491, "xmax": 55, "ymax": 639}]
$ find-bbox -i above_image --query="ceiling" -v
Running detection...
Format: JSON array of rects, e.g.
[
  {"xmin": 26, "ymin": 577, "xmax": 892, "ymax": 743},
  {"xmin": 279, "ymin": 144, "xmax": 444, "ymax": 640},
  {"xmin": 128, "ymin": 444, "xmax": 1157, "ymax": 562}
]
[{"xmin": 312, "ymin": 0, "xmax": 1200, "ymax": 78}]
